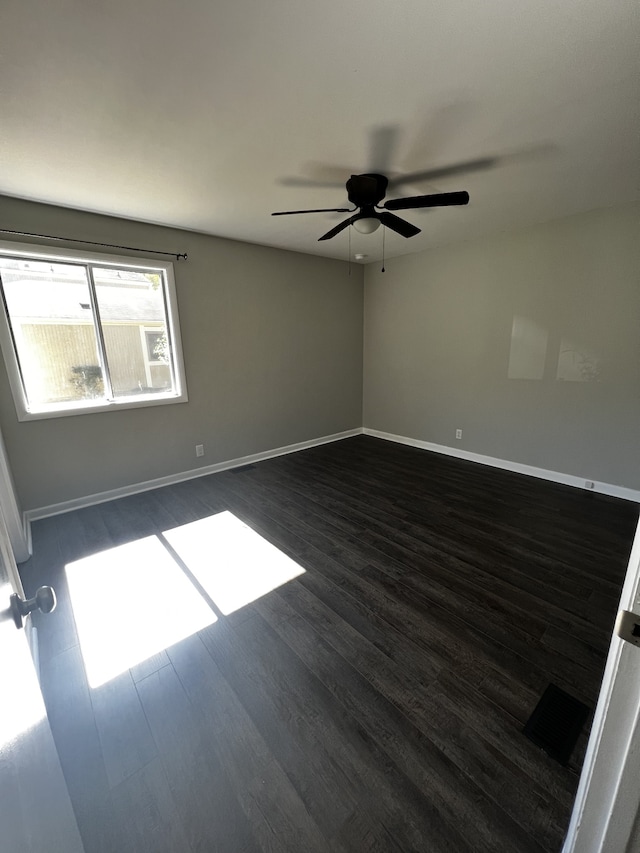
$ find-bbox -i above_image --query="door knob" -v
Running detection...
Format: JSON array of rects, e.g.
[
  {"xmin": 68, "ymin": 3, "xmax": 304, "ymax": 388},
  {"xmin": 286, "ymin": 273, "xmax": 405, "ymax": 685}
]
[{"xmin": 10, "ymin": 586, "xmax": 57, "ymax": 629}]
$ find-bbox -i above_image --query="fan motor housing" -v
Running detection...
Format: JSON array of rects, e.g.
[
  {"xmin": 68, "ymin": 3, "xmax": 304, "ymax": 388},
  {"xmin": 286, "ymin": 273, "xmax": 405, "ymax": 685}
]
[{"xmin": 346, "ymin": 174, "xmax": 388, "ymax": 208}]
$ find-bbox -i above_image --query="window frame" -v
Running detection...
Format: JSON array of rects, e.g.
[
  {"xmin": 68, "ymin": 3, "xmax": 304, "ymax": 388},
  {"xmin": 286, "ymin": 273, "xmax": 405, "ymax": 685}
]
[{"xmin": 0, "ymin": 240, "xmax": 188, "ymax": 421}]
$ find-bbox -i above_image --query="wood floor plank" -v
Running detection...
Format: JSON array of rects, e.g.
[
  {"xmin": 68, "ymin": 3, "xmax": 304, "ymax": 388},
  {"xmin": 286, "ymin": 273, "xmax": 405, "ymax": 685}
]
[
  {"xmin": 275, "ymin": 577, "xmax": 441, "ymax": 697},
  {"xmin": 129, "ymin": 650, "xmax": 171, "ymax": 683},
  {"xmin": 199, "ymin": 615, "xmax": 468, "ymax": 852},
  {"xmin": 39, "ymin": 645, "xmax": 115, "ymax": 853},
  {"xmin": 196, "ymin": 618, "xmax": 394, "ymax": 849},
  {"xmin": 135, "ymin": 663, "xmax": 261, "ymax": 853},
  {"xmin": 169, "ymin": 632, "xmax": 336, "ymax": 853},
  {"xmin": 90, "ymin": 670, "xmax": 158, "ymax": 789},
  {"xmin": 106, "ymin": 758, "xmax": 193, "ymax": 853}
]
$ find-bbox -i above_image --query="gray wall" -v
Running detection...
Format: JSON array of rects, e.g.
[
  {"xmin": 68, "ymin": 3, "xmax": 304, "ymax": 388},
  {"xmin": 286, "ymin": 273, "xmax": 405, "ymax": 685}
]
[
  {"xmin": 0, "ymin": 196, "xmax": 364, "ymax": 510},
  {"xmin": 363, "ymin": 203, "xmax": 640, "ymax": 490}
]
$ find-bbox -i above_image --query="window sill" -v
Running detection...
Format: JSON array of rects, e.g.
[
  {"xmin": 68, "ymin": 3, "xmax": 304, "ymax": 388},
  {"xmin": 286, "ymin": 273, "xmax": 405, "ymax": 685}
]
[{"xmin": 16, "ymin": 390, "xmax": 188, "ymax": 422}]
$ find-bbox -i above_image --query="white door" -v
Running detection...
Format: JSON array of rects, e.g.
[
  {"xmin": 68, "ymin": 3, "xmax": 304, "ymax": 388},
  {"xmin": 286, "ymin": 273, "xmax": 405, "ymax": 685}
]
[
  {"xmin": 0, "ymin": 502, "xmax": 85, "ymax": 852},
  {"xmin": 564, "ymin": 516, "xmax": 640, "ymax": 852},
  {"xmin": 0, "ymin": 427, "xmax": 29, "ymax": 563}
]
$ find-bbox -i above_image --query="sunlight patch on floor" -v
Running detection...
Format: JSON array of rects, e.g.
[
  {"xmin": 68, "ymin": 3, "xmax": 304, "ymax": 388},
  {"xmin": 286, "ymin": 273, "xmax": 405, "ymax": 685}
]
[
  {"xmin": 66, "ymin": 535, "xmax": 217, "ymax": 688},
  {"xmin": 163, "ymin": 510, "xmax": 305, "ymax": 615}
]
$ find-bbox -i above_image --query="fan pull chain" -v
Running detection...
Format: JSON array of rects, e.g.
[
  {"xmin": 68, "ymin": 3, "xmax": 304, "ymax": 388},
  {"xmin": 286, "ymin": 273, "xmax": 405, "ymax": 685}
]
[
  {"xmin": 381, "ymin": 226, "xmax": 386, "ymax": 273},
  {"xmin": 348, "ymin": 225, "xmax": 352, "ymax": 275}
]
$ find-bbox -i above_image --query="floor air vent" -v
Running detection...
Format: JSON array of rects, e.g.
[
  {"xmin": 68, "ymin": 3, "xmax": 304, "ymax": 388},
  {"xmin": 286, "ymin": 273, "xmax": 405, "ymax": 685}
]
[{"xmin": 522, "ymin": 683, "xmax": 590, "ymax": 764}]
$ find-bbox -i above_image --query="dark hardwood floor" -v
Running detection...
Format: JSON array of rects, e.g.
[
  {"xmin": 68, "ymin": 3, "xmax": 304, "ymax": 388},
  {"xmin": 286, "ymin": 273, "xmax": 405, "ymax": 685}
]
[{"xmin": 21, "ymin": 436, "xmax": 639, "ymax": 852}]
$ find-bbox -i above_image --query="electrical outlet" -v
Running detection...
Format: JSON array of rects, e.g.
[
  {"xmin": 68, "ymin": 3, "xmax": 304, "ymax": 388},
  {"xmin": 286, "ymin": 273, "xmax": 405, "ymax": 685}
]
[
  {"xmin": 195, "ymin": 444, "xmax": 204, "ymax": 457},
  {"xmin": 455, "ymin": 429, "xmax": 462, "ymax": 440}
]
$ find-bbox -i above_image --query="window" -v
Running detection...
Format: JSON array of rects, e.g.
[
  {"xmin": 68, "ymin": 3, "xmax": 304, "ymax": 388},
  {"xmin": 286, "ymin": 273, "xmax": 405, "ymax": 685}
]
[{"xmin": 0, "ymin": 242, "xmax": 187, "ymax": 420}]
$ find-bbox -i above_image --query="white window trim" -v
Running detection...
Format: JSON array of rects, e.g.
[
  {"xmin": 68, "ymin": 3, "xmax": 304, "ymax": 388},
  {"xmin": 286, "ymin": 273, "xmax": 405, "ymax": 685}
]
[{"xmin": 0, "ymin": 240, "xmax": 188, "ymax": 421}]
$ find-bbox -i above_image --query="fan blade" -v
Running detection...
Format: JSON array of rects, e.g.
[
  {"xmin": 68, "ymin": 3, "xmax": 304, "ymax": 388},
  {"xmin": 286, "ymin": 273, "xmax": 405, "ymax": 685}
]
[
  {"xmin": 272, "ymin": 207, "xmax": 352, "ymax": 216},
  {"xmin": 384, "ymin": 191, "xmax": 469, "ymax": 211},
  {"xmin": 368, "ymin": 125, "xmax": 400, "ymax": 174},
  {"xmin": 318, "ymin": 217, "xmax": 356, "ymax": 241},
  {"xmin": 401, "ymin": 104, "xmax": 472, "ymax": 172},
  {"xmin": 280, "ymin": 161, "xmax": 357, "ymax": 188},
  {"xmin": 279, "ymin": 177, "xmax": 345, "ymax": 189},
  {"xmin": 387, "ymin": 158, "xmax": 496, "ymax": 188},
  {"xmin": 377, "ymin": 212, "xmax": 420, "ymax": 238}
]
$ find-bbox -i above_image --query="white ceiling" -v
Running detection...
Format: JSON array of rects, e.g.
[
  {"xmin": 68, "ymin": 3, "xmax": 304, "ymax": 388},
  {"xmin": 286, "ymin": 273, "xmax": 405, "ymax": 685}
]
[{"xmin": 1, "ymin": 0, "xmax": 638, "ymax": 263}]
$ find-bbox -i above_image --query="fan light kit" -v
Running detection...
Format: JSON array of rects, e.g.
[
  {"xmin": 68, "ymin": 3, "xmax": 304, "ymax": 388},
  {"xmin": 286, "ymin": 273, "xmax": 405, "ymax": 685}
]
[
  {"xmin": 272, "ymin": 173, "xmax": 469, "ymax": 241},
  {"xmin": 353, "ymin": 217, "xmax": 380, "ymax": 234}
]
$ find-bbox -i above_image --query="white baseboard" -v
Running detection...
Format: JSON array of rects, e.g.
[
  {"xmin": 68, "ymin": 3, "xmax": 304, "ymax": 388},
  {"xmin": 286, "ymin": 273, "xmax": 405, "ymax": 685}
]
[
  {"xmin": 363, "ymin": 428, "xmax": 640, "ymax": 504},
  {"xmin": 24, "ymin": 428, "xmax": 363, "ymax": 524}
]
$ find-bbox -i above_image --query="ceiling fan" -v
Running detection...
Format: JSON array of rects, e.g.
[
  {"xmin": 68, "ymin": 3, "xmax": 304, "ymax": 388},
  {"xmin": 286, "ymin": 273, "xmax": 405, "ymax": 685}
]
[{"xmin": 272, "ymin": 173, "xmax": 469, "ymax": 241}]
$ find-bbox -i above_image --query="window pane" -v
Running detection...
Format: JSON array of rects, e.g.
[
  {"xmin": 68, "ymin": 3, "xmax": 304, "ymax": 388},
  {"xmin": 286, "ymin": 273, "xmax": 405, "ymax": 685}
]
[
  {"xmin": 0, "ymin": 259, "xmax": 104, "ymax": 408},
  {"xmin": 92, "ymin": 268, "xmax": 174, "ymax": 398}
]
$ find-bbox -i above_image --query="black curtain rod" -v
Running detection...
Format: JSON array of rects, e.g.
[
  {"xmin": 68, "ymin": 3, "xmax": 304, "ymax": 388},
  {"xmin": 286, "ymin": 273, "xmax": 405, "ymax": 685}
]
[{"xmin": 0, "ymin": 228, "xmax": 187, "ymax": 261}]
